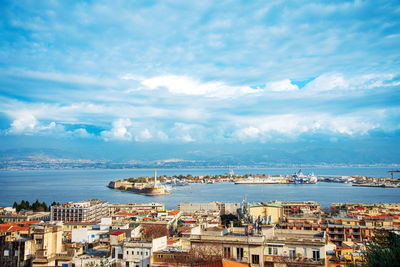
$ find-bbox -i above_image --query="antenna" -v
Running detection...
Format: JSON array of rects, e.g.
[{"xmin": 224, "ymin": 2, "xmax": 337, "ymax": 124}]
[{"xmin": 154, "ymin": 168, "xmax": 157, "ymax": 185}]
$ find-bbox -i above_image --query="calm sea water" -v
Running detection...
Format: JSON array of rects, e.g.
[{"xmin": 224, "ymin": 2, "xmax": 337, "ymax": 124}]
[{"xmin": 0, "ymin": 167, "xmax": 399, "ymax": 209}]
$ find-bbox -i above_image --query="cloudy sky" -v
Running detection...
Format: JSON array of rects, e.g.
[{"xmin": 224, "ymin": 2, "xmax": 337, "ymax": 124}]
[{"xmin": 1, "ymin": 0, "xmax": 400, "ymax": 164}]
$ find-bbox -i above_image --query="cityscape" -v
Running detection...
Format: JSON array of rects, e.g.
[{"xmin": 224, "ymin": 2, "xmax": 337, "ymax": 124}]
[{"xmin": 1, "ymin": 0, "xmax": 400, "ymax": 267}]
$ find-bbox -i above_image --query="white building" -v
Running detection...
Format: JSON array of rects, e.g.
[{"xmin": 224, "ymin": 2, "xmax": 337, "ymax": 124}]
[
  {"xmin": 112, "ymin": 236, "xmax": 167, "ymax": 267},
  {"xmin": 71, "ymin": 228, "xmax": 108, "ymax": 243},
  {"xmin": 51, "ymin": 199, "xmax": 109, "ymax": 223}
]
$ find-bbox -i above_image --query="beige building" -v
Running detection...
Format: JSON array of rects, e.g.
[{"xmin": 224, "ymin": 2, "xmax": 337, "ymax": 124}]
[
  {"xmin": 190, "ymin": 225, "xmax": 326, "ymax": 267},
  {"xmin": 0, "ymin": 211, "xmax": 50, "ymax": 223},
  {"xmin": 31, "ymin": 223, "xmax": 63, "ymax": 266},
  {"xmin": 109, "ymin": 202, "xmax": 165, "ymax": 215},
  {"xmin": 179, "ymin": 202, "xmax": 240, "ymax": 216},
  {"xmin": 248, "ymin": 203, "xmax": 283, "ymax": 224}
]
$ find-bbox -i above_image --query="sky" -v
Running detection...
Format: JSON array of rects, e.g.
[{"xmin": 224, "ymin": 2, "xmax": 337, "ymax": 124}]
[{"xmin": 0, "ymin": 0, "xmax": 400, "ymax": 165}]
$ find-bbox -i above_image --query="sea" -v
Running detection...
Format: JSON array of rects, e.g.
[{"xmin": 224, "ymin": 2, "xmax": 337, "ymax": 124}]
[{"xmin": 1, "ymin": 167, "xmax": 399, "ymax": 209}]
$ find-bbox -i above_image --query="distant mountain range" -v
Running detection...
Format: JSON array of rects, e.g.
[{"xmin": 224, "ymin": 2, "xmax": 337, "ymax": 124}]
[{"xmin": 1, "ymin": 148, "xmax": 399, "ymax": 170}]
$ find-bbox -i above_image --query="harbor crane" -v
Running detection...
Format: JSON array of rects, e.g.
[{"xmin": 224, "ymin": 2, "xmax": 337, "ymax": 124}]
[{"xmin": 388, "ymin": 170, "xmax": 400, "ymax": 179}]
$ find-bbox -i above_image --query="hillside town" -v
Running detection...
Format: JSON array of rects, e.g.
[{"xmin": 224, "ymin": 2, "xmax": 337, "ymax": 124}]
[{"xmin": 1, "ymin": 198, "xmax": 400, "ymax": 267}]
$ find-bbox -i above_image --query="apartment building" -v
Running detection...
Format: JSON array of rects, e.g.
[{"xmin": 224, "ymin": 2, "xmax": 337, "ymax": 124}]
[
  {"xmin": 189, "ymin": 225, "xmax": 327, "ymax": 267},
  {"xmin": 109, "ymin": 203, "xmax": 165, "ymax": 215},
  {"xmin": 179, "ymin": 202, "xmax": 240, "ymax": 216},
  {"xmin": 50, "ymin": 200, "xmax": 109, "ymax": 223},
  {"xmin": 111, "ymin": 236, "xmax": 167, "ymax": 267},
  {"xmin": 31, "ymin": 223, "xmax": 63, "ymax": 266}
]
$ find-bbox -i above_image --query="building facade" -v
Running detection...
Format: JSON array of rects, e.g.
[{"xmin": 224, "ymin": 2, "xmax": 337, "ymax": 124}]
[{"xmin": 50, "ymin": 200, "xmax": 109, "ymax": 223}]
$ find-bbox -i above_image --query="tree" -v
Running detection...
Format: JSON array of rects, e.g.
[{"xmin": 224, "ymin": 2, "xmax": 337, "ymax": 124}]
[
  {"xmin": 189, "ymin": 244, "xmax": 223, "ymax": 264},
  {"xmin": 221, "ymin": 214, "xmax": 242, "ymax": 227},
  {"xmin": 364, "ymin": 231, "xmax": 400, "ymax": 267},
  {"xmin": 142, "ymin": 224, "xmax": 169, "ymax": 240}
]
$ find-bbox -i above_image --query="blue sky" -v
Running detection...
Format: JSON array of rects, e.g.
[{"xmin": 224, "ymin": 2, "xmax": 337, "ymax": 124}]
[{"xmin": 0, "ymin": 0, "xmax": 400, "ymax": 164}]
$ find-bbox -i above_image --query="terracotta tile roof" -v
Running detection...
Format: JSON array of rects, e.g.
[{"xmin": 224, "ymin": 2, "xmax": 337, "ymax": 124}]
[
  {"xmin": 168, "ymin": 210, "xmax": 180, "ymax": 216},
  {"xmin": 0, "ymin": 224, "xmax": 30, "ymax": 233},
  {"xmin": 110, "ymin": 231, "xmax": 125, "ymax": 236}
]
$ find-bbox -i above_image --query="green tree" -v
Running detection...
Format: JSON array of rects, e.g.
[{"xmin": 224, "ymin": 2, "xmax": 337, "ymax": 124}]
[{"xmin": 364, "ymin": 231, "xmax": 400, "ymax": 267}]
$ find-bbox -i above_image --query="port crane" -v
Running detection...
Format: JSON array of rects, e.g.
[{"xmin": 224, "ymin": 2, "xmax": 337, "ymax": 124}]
[{"xmin": 388, "ymin": 170, "xmax": 400, "ymax": 179}]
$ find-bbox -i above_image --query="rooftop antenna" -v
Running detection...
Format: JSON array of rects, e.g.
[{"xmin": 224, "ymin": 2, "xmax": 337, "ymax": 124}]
[{"xmin": 154, "ymin": 168, "xmax": 157, "ymax": 185}]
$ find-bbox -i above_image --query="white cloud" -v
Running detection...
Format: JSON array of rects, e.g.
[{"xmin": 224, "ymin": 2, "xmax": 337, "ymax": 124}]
[
  {"xmin": 8, "ymin": 113, "xmax": 38, "ymax": 134},
  {"xmin": 6, "ymin": 112, "xmax": 61, "ymax": 135},
  {"xmin": 157, "ymin": 131, "xmax": 168, "ymax": 140},
  {"xmin": 303, "ymin": 73, "xmax": 349, "ymax": 91},
  {"xmin": 140, "ymin": 75, "xmax": 262, "ymax": 98},
  {"xmin": 232, "ymin": 113, "xmax": 379, "ymax": 141},
  {"xmin": 3, "ymin": 69, "xmax": 117, "ymax": 87},
  {"xmin": 265, "ymin": 79, "xmax": 299, "ymax": 92},
  {"xmin": 135, "ymin": 128, "xmax": 152, "ymax": 141},
  {"xmin": 101, "ymin": 118, "xmax": 133, "ymax": 141},
  {"xmin": 235, "ymin": 126, "xmax": 261, "ymax": 140},
  {"xmin": 303, "ymin": 73, "xmax": 399, "ymax": 92},
  {"xmin": 71, "ymin": 128, "xmax": 92, "ymax": 138}
]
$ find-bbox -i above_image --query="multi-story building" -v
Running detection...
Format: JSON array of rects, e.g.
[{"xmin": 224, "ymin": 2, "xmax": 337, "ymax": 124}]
[
  {"xmin": 247, "ymin": 202, "xmax": 284, "ymax": 224},
  {"xmin": 109, "ymin": 203, "xmax": 165, "ymax": 215},
  {"xmin": 189, "ymin": 225, "xmax": 327, "ymax": 267},
  {"xmin": 31, "ymin": 223, "xmax": 63, "ymax": 266},
  {"xmin": 0, "ymin": 211, "xmax": 50, "ymax": 223},
  {"xmin": 179, "ymin": 202, "xmax": 240, "ymax": 216},
  {"xmin": 275, "ymin": 201, "xmax": 321, "ymax": 216},
  {"xmin": 111, "ymin": 236, "xmax": 167, "ymax": 267},
  {"xmin": 50, "ymin": 200, "xmax": 109, "ymax": 223},
  {"xmin": 0, "ymin": 235, "xmax": 33, "ymax": 267}
]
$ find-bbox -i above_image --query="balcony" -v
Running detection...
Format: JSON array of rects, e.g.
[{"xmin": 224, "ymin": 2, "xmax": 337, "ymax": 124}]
[
  {"xmin": 263, "ymin": 255, "xmax": 325, "ymax": 266},
  {"xmin": 328, "ymin": 231, "xmax": 344, "ymax": 234}
]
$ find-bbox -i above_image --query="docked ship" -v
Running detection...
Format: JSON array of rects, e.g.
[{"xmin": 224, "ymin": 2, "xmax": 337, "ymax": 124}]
[
  {"xmin": 234, "ymin": 176, "xmax": 284, "ymax": 184},
  {"xmin": 290, "ymin": 169, "xmax": 318, "ymax": 184}
]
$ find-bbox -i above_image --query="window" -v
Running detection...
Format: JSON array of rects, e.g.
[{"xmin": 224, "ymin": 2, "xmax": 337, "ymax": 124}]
[
  {"xmin": 126, "ymin": 263, "xmax": 129, "ymax": 267},
  {"xmin": 4, "ymin": 250, "xmax": 9, "ymax": 256},
  {"xmin": 224, "ymin": 247, "xmax": 231, "ymax": 258},
  {"xmin": 312, "ymin": 249, "xmax": 320, "ymax": 261},
  {"xmin": 146, "ymin": 251, "xmax": 148, "ymax": 256},
  {"xmin": 236, "ymin": 247, "xmax": 244, "ymax": 260},
  {"xmin": 251, "ymin": 254, "xmax": 260, "ymax": 264},
  {"xmin": 268, "ymin": 247, "xmax": 272, "ymax": 255},
  {"xmin": 289, "ymin": 248, "xmax": 295, "ymax": 259},
  {"xmin": 126, "ymin": 251, "xmax": 129, "ymax": 255},
  {"xmin": 15, "ymin": 250, "xmax": 18, "ymax": 257},
  {"xmin": 273, "ymin": 248, "xmax": 278, "ymax": 255},
  {"xmin": 137, "ymin": 251, "xmax": 140, "ymax": 255}
]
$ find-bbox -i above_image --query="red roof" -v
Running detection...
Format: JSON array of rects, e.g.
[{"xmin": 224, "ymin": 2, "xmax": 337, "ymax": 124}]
[
  {"xmin": 168, "ymin": 210, "xmax": 179, "ymax": 216},
  {"xmin": 110, "ymin": 231, "xmax": 125, "ymax": 236},
  {"xmin": 0, "ymin": 224, "xmax": 30, "ymax": 233}
]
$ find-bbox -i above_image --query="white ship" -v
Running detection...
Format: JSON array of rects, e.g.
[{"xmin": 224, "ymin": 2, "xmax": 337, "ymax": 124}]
[
  {"xmin": 291, "ymin": 169, "xmax": 317, "ymax": 184},
  {"xmin": 234, "ymin": 176, "xmax": 284, "ymax": 184}
]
